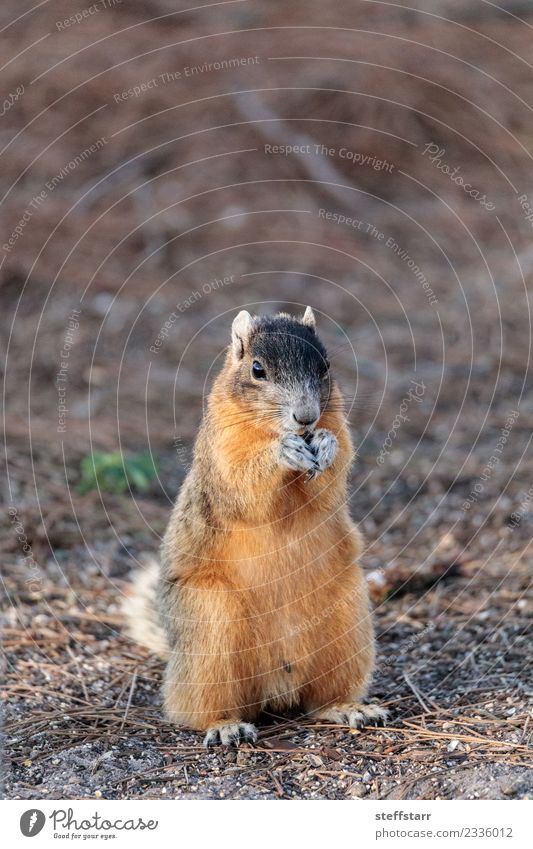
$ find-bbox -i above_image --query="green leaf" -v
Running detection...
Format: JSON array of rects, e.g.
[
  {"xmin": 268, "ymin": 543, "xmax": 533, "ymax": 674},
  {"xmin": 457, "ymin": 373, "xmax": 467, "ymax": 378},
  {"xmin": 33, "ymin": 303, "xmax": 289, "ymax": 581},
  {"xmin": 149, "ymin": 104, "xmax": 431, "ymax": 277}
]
[{"xmin": 77, "ymin": 450, "xmax": 158, "ymax": 495}]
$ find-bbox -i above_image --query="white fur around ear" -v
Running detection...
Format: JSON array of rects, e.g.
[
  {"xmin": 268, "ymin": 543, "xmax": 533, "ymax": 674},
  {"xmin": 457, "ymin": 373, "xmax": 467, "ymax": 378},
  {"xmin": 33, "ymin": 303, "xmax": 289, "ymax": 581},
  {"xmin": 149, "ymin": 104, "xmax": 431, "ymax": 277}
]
[
  {"xmin": 231, "ymin": 310, "xmax": 254, "ymax": 357},
  {"xmin": 302, "ymin": 306, "xmax": 316, "ymax": 329}
]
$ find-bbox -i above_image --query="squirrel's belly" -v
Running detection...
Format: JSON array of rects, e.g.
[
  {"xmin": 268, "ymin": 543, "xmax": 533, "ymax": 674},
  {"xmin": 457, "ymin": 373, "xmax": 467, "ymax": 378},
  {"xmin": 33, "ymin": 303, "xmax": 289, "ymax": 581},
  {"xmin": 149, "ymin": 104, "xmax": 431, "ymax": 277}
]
[{"xmin": 257, "ymin": 608, "xmax": 311, "ymax": 710}]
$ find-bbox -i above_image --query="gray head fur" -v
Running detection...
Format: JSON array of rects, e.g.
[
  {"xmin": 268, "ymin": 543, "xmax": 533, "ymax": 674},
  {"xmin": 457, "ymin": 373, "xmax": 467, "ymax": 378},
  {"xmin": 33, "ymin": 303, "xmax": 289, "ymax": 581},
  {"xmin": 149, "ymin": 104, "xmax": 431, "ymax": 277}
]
[{"xmin": 230, "ymin": 309, "xmax": 331, "ymax": 433}]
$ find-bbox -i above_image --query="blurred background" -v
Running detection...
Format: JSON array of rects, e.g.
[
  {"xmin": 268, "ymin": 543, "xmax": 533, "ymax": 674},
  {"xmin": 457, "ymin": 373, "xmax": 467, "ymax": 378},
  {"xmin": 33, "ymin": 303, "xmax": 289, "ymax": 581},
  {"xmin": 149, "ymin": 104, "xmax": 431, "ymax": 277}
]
[{"xmin": 2, "ymin": 0, "xmax": 532, "ymax": 800}]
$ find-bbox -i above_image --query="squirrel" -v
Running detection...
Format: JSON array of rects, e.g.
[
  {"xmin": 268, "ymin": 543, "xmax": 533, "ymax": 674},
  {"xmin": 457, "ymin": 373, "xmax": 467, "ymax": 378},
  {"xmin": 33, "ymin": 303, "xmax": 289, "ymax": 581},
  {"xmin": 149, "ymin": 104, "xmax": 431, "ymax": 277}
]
[{"xmin": 124, "ymin": 308, "xmax": 387, "ymax": 746}]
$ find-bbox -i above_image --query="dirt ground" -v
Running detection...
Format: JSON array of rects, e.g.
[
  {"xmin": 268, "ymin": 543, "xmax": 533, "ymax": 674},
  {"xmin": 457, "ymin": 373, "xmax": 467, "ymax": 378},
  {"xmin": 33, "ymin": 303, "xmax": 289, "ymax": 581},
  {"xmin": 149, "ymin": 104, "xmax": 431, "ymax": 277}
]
[{"xmin": 1, "ymin": 0, "xmax": 532, "ymax": 800}]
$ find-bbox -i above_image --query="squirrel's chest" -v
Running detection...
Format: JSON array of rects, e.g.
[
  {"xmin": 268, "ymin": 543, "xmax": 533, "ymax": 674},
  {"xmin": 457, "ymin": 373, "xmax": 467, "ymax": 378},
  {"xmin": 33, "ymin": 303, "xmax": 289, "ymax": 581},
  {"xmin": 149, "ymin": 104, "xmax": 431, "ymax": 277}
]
[
  {"xmin": 222, "ymin": 520, "xmax": 332, "ymax": 585},
  {"xmin": 224, "ymin": 524, "xmax": 338, "ymax": 633}
]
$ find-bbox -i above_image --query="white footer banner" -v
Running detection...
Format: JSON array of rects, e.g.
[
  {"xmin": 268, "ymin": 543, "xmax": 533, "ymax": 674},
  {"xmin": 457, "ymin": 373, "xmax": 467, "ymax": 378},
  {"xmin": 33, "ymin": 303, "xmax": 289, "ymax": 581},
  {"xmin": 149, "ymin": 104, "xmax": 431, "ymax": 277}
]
[{"xmin": 1, "ymin": 799, "xmax": 530, "ymax": 848}]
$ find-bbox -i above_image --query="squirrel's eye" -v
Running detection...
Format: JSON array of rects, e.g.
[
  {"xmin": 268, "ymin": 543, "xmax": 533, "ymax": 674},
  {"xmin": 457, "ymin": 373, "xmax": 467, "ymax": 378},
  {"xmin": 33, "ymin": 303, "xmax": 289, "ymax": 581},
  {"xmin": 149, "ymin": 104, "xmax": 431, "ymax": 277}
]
[{"xmin": 251, "ymin": 360, "xmax": 267, "ymax": 380}]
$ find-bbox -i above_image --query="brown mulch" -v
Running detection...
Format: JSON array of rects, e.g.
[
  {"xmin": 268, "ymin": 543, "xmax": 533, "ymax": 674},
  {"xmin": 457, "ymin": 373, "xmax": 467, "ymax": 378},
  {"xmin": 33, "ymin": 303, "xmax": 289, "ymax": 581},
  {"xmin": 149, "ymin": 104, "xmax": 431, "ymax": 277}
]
[{"xmin": 3, "ymin": 549, "xmax": 531, "ymax": 800}]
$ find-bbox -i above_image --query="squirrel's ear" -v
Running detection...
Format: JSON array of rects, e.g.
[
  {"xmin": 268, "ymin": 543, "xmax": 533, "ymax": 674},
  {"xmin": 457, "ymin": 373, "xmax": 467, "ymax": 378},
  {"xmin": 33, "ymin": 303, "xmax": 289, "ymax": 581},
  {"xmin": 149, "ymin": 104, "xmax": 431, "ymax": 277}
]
[
  {"xmin": 231, "ymin": 310, "xmax": 254, "ymax": 358},
  {"xmin": 302, "ymin": 306, "xmax": 316, "ymax": 329}
]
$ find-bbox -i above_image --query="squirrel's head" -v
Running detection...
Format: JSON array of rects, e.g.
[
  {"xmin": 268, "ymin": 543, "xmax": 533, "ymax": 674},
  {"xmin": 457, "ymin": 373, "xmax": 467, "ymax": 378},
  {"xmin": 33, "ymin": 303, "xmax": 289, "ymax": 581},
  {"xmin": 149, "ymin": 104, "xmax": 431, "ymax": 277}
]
[{"xmin": 226, "ymin": 308, "xmax": 335, "ymax": 435}]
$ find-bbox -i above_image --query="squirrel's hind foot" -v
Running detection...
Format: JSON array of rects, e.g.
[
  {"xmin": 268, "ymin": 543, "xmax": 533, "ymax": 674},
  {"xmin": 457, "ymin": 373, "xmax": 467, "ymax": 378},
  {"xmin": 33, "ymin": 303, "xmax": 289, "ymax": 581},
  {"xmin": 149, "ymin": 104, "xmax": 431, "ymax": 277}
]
[
  {"xmin": 314, "ymin": 702, "xmax": 388, "ymax": 730},
  {"xmin": 203, "ymin": 721, "xmax": 258, "ymax": 747}
]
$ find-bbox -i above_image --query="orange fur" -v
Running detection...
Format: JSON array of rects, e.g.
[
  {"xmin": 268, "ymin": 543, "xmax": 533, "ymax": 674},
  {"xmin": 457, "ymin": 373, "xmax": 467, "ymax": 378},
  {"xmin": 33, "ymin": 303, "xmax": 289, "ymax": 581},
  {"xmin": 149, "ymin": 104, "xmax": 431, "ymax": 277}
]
[{"xmin": 159, "ymin": 362, "xmax": 376, "ymax": 732}]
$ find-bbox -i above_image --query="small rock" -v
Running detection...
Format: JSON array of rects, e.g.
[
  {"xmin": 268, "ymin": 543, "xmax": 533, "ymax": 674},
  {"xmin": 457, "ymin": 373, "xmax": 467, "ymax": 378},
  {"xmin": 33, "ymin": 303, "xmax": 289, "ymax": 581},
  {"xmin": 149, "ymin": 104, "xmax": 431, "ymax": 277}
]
[
  {"xmin": 347, "ymin": 783, "xmax": 367, "ymax": 798},
  {"xmin": 502, "ymin": 781, "xmax": 521, "ymax": 797}
]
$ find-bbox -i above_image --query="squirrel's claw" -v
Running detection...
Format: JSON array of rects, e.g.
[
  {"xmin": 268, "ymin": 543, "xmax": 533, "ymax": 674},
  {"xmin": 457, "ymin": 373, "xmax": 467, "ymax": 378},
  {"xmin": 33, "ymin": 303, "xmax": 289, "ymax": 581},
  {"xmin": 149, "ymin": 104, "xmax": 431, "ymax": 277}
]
[
  {"xmin": 204, "ymin": 722, "xmax": 258, "ymax": 748},
  {"xmin": 313, "ymin": 703, "xmax": 389, "ymax": 730}
]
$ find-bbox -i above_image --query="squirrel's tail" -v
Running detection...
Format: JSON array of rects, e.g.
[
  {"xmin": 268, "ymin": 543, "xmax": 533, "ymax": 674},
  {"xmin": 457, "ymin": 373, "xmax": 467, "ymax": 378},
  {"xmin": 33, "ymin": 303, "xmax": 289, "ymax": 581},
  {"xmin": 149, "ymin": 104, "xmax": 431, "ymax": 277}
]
[{"xmin": 122, "ymin": 556, "xmax": 170, "ymax": 659}]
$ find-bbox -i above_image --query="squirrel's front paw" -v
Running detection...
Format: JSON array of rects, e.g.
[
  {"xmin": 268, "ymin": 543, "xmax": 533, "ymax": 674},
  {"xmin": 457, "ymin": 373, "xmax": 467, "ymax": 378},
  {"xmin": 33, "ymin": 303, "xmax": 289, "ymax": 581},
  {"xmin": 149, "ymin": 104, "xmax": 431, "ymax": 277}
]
[
  {"xmin": 306, "ymin": 428, "xmax": 338, "ymax": 478},
  {"xmin": 279, "ymin": 432, "xmax": 321, "ymax": 476}
]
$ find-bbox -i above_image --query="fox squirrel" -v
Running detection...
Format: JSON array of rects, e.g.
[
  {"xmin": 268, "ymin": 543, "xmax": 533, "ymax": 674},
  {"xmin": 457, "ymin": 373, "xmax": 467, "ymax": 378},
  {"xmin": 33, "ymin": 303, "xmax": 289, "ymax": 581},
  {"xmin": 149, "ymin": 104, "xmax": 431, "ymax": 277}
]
[{"xmin": 125, "ymin": 308, "xmax": 386, "ymax": 745}]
